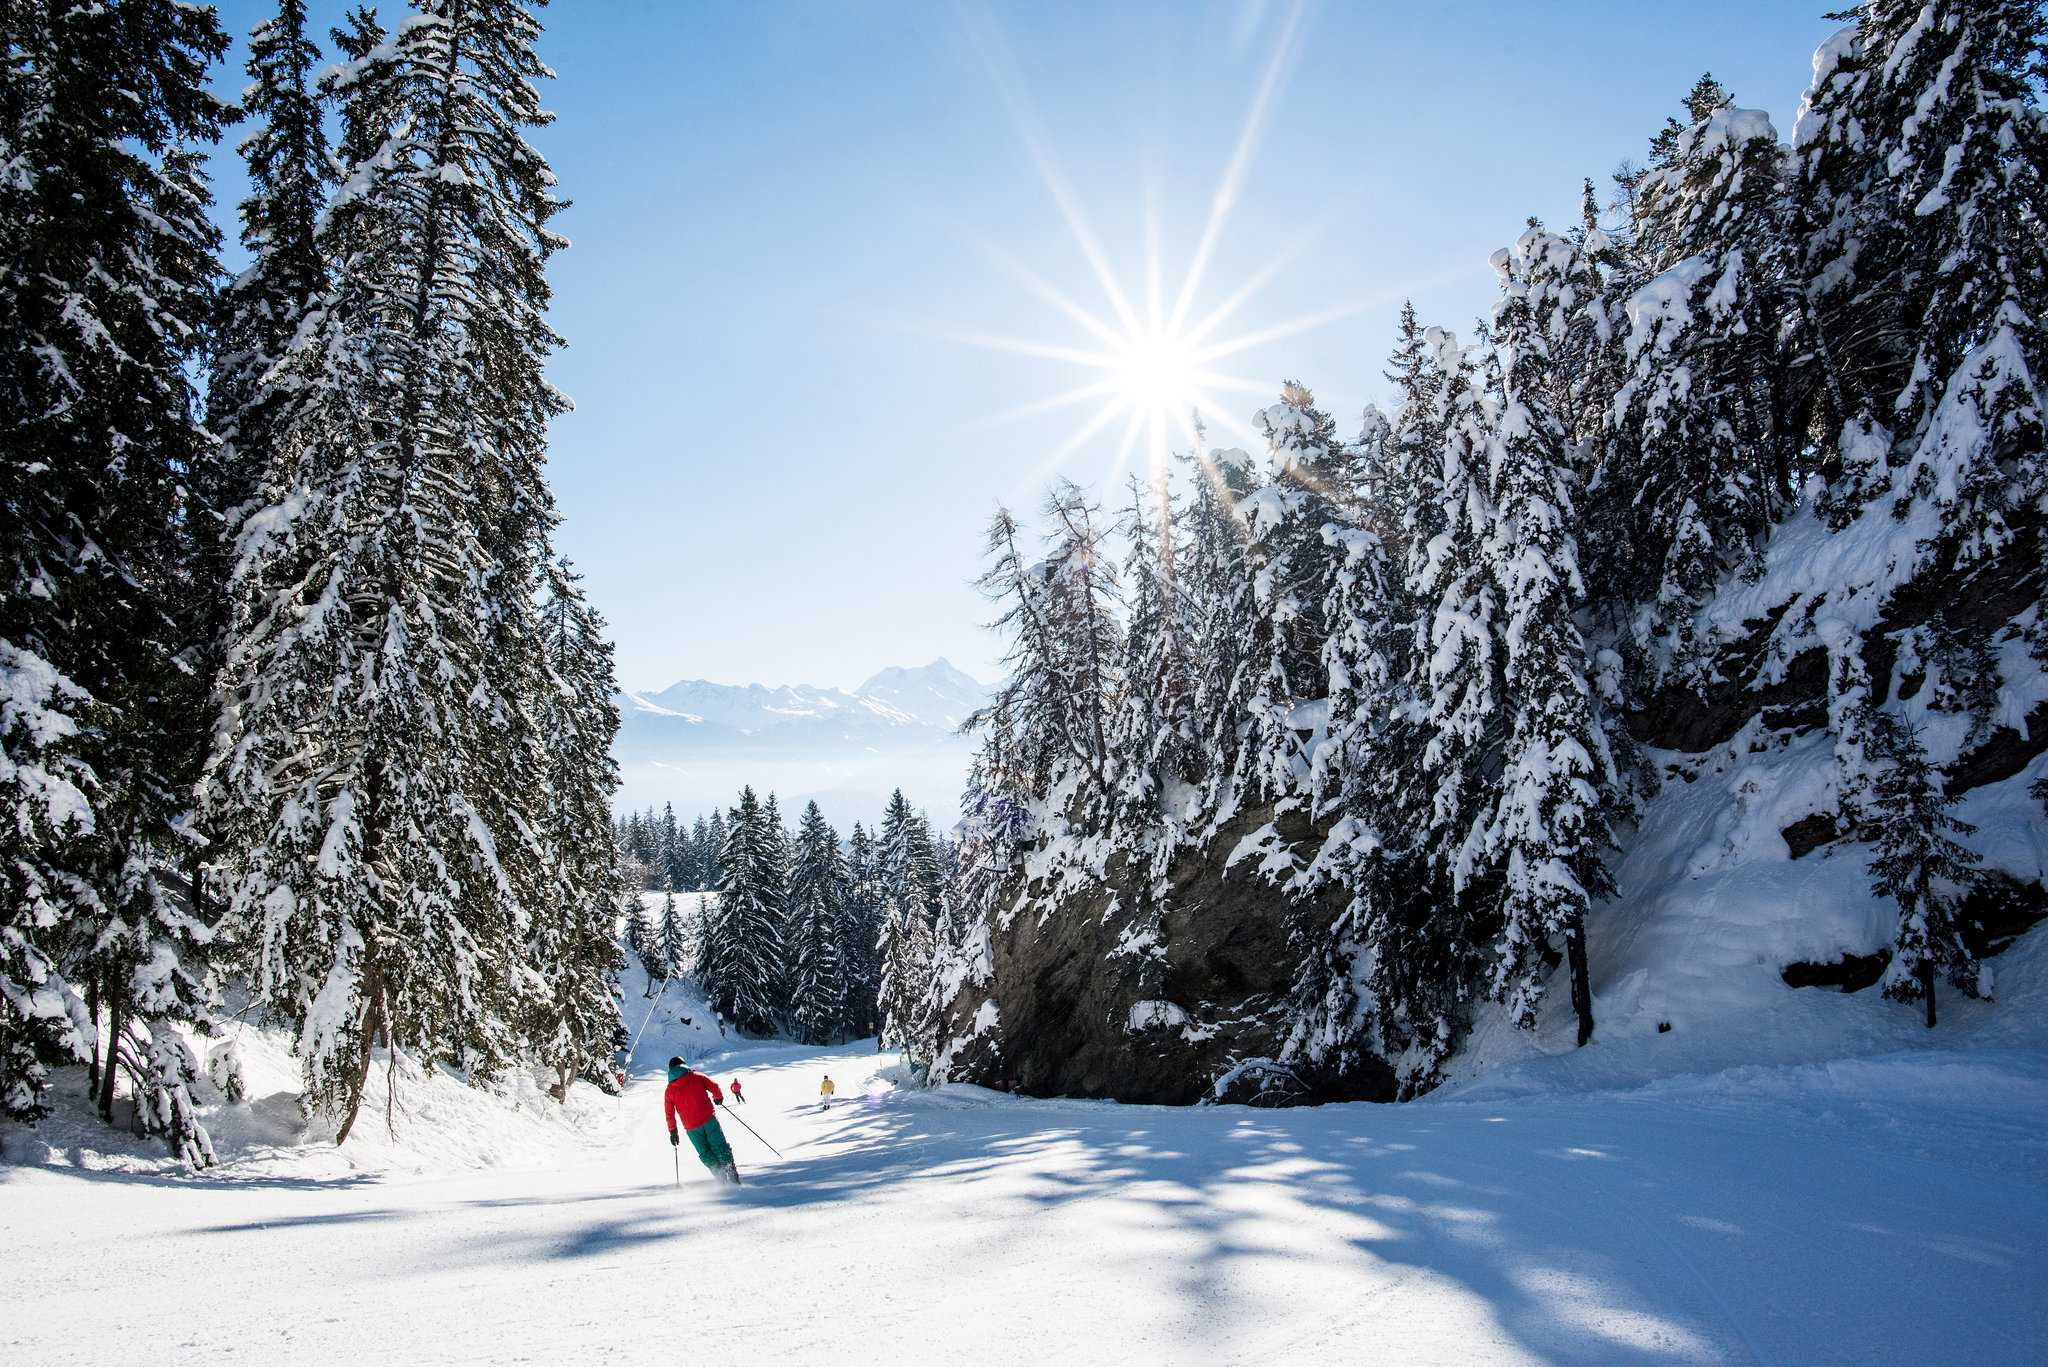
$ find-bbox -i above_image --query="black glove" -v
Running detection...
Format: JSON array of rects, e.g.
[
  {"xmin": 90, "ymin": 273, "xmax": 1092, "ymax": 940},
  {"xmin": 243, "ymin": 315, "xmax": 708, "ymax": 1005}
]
[{"xmin": 668, "ymin": 1130, "xmax": 679, "ymax": 1146}]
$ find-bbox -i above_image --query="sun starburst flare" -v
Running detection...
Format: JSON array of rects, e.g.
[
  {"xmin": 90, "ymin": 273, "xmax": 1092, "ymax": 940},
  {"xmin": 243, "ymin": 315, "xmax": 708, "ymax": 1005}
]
[{"xmin": 940, "ymin": 0, "xmax": 1378, "ymax": 495}]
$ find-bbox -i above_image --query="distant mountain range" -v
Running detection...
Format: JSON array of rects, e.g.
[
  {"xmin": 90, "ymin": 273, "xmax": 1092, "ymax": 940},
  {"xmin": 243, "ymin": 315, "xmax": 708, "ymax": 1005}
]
[{"xmin": 611, "ymin": 659, "xmax": 990, "ymax": 827}]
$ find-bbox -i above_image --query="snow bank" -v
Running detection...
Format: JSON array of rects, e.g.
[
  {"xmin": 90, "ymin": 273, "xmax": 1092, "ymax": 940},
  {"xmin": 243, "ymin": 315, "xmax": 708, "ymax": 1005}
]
[
  {"xmin": 2, "ymin": 952, "xmax": 747, "ymax": 1182},
  {"xmin": 1442, "ymin": 728, "xmax": 2048, "ymax": 1100}
]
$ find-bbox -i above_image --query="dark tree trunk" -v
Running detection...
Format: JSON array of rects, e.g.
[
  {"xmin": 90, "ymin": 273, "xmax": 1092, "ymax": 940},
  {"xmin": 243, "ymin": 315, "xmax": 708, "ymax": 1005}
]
[
  {"xmin": 85, "ymin": 976, "xmax": 101, "ymax": 1096},
  {"xmin": 97, "ymin": 993, "xmax": 125, "ymax": 1122},
  {"xmin": 1921, "ymin": 959, "xmax": 1937, "ymax": 1029},
  {"xmin": 333, "ymin": 961, "xmax": 385, "ymax": 1146},
  {"xmin": 1566, "ymin": 922, "xmax": 1595, "ymax": 1048}
]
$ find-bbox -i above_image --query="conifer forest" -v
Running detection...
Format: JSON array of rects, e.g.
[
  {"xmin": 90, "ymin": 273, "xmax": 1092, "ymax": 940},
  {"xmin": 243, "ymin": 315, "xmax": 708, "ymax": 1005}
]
[{"xmin": 4, "ymin": 4, "xmax": 2047, "ymax": 1364}]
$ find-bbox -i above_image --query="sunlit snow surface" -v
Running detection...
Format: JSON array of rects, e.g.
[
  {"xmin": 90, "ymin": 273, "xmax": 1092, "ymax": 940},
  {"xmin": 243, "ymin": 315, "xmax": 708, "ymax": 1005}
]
[{"xmin": 6, "ymin": 940, "xmax": 2047, "ymax": 1366}]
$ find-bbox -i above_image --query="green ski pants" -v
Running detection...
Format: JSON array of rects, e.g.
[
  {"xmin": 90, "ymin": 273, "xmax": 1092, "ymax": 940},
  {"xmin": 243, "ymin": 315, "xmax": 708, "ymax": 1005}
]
[{"xmin": 685, "ymin": 1118, "xmax": 736, "ymax": 1174}]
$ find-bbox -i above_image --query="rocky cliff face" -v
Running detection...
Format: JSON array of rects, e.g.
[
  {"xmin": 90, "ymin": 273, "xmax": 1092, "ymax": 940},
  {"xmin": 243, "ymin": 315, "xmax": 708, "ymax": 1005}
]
[{"xmin": 933, "ymin": 803, "xmax": 1396, "ymax": 1106}]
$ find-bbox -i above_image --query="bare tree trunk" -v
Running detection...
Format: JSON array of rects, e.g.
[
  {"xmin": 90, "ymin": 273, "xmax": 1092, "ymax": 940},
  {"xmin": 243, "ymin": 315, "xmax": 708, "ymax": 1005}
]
[
  {"xmin": 333, "ymin": 961, "xmax": 385, "ymax": 1146},
  {"xmin": 1566, "ymin": 920, "xmax": 1595, "ymax": 1048},
  {"xmin": 1921, "ymin": 959, "xmax": 1938, "ymax": 1029}
]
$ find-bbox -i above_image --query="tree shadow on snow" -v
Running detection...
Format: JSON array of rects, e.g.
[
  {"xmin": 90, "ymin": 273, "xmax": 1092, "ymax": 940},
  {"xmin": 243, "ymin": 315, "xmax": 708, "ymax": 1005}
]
[{"xmin": 164, "ymin": 1082, "xmax": 2047, "ymax": 1363}]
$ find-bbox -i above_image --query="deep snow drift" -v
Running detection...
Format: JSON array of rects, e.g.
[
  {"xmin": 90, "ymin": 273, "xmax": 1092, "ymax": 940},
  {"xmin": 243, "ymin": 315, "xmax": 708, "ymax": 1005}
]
[{"xmin": 6, "ymin": 947, "xmax": 2047, "ymax": 1366}]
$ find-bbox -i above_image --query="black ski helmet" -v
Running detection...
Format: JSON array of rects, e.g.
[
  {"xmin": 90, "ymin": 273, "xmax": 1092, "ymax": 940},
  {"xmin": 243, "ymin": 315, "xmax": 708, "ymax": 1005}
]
[{"xmin": 668, "ymin": 1055, "xmax": 685, "ymax": 1070}]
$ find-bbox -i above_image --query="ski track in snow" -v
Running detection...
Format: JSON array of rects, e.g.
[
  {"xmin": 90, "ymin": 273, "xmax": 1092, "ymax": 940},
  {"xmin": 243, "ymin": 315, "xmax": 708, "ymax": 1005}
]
[{"xmin": 5, "ymin": 1036, "xmax": 2046, "ymax": 1366}]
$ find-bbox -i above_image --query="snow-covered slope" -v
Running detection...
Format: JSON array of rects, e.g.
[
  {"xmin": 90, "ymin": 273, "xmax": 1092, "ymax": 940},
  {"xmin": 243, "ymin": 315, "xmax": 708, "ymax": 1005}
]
[
  {"xmin": 7, "ymin": 1028, "xmax": 2044, "ymax": 1365},
  {"xmin": 1444, "ymin": 723, "xmax": 2048, "ymax": 1096}
]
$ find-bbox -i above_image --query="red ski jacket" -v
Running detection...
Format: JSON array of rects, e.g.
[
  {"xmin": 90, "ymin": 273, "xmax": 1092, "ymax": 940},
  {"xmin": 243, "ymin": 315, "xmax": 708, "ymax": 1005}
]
[{"xmin": 663, "ymin": 1071, "xmax": 724, "ymax": 1133}]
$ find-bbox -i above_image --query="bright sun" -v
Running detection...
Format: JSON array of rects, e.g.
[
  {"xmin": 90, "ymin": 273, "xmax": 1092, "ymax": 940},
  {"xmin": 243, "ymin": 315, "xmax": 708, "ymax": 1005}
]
[
  {"xmin": 937, "ymin": 0, "xmax": 1369, "ymax": 492},
  {"xmin": 1110, "ymin": 327, "xmax": 1201, "ymax": 423}
]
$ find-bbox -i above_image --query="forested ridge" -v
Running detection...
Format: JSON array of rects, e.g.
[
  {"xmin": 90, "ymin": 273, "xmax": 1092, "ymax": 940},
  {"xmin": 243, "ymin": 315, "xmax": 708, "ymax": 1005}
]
[{"xmin": 919, "ymin": 2, "xmax": 2048, "ymax": 1102}]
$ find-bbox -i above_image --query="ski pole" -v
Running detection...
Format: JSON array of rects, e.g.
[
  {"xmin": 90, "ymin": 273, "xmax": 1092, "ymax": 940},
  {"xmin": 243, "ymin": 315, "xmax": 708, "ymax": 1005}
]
[
  {"xmin": 673, "ymin": 1143, "xmax": 680, "ymax": 1188},
  {"xmin": 717, "ymin": 1101, "xmax": 782, "ymax": 1157}
]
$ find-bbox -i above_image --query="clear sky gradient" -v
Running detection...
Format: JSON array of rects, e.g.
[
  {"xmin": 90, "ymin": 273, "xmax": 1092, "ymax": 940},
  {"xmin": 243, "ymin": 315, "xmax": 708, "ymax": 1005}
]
[{"xmin": 204, "ymin": 1, "xmax": 1842, "ymax": 692}]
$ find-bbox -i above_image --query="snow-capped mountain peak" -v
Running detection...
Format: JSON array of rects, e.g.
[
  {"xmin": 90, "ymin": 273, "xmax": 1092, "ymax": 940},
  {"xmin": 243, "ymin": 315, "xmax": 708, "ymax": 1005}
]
[{"xmin": 854, "ymin": 657, "xmax": 989, "ymax": 731}]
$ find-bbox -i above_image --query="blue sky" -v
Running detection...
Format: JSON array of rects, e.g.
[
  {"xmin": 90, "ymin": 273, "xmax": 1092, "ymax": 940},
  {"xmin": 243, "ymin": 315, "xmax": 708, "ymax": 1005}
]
[{"xmin": 205, "ymin": 0, "xmax": 1841, "ymax": 693}]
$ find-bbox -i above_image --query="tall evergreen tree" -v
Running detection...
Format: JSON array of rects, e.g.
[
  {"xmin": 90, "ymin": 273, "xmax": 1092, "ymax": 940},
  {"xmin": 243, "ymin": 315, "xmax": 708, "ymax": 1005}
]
[
  {"xmin": 202, "ymin": 0, "xmax": 572, "ymax": 1143},
  {"xmin": 1615, "ymin": 93, "xmax": 1796, "ymax": 686},
  {"xmin": 0, "ymin": 0, "xmax": 230, "ymax": 1161},
  {"xmin": 786, "ymin": 802, "xmax": 848, "ymax": 1044},
  {"xmin": 1410, "ymin": 329, "xmax": 1502, "ymax": 901},
  {"xmin": 707, "ymin": 788, "xmax": 785, "ymax": 1035},
  {"xmin": 627, "ymin": 894, "xmax": 661, "ymax": 989},
  {"xmin": 209, "ymin": 0, "xmax": 330, "ymax": 565},
  {"xmin": 840, "ymin": 820, "xmax": 885, "ymax": 1035},
  {"xmin": 1243, "ymin": 383, "xmax": 1358, "ymax": 805},
  {"xmin": 1483, "ymin": 230, "xmax": 1618, "ymax": 1047},
  {"xmin": 1177, "ymin": 434, "xmax": 1264, "ymax": 827},
  {"xmin": 1866, "ymin": 713, "xmax": 1984, "ymax": 1028},
  {"xmin": 528, "ymin": 558, "xmax": 626, "ymax": 1099},
  {"xmin": 658, "ymin": 883, "xmax": 687, "ymax": 981},
  {"xmin": 876, "ymin": 791, "xmax": 941, "ymax": 1059},
  {"xmin": 1108, "ymin": 474, "xmax": 1195, "ymax": 838}
]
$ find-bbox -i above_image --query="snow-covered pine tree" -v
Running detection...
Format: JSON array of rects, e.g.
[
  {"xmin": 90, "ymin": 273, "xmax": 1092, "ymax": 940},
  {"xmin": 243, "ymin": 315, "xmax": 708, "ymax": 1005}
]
[
  {"xmin": 1410, "ymin": 328, "xmax": 1503, "ymax": 904},
  {"xmin": 659, "ymin": 804, "xmax": 683, "ymax": 895},
  {"xmin": 967, "ymin": 489, "xmax": 1120, "ymax": 810},
  {"xmin": 1177, "ymin": 433, "xmax": 1265, "ymax": 828},
  {"xmin": 1797, "ymin": 2, "xmax": 2047, "ymax": 552},
  {"xmin": 760, "ymin": 792, "xmax": 794, "ymax": 1020},
  {"xmin": 1865, "ymin": 712, "xmax": 1984, "ymax": 1028},
  {"xmin": 709, "ymin": 788, "xmax": 785, "ymax": 1035},
  {"xmin": 840, "ymin": 820, "xmax": 884, "ymax": 1036},
  {"xmin": 1108, "ymin": 474, "xmax": 1195, "ymax": 838},
  {"xmin": 204, "ymin": 0, "xmax": 573, "ymax": 1143},
  {"xmin": 625, "ymin": 895, "xmax": 658, "ymax": 991},
  {"xmin": 704, "ymin": 809, "xmax": 728, "ymax": 893},
  {"xmin": 1615, "ymin": 90, "xmax": 1797, "ymax": 688},
  {"xmin": 875, "ymin": 791, "xmax": 941, "ymax": 1060},
  {"xmin": 786, "ymin": 802, "xmax": 848, "ymax": 1044},
  {"xmin": 1483, "ymin": 230, "xmax": 1619, "ymax": 1047},
  {"xmin": 658, "ymin": 883, "xmax": 686, "ymax": 981},
  {"xmin": 0, "ymin": 0, "xmax": 230, "ymax": 1159},
  {"xmin": 1242, "ymin": 383, "xmax": 1358, "ymax": 805},
  {"xmin": 689, "ymin": 815, "xmax": 713, "ymax": 890},
  {"xmin": 208, "ymin": 0, "xmax": 330, "ymax": 577},
  {"xmin": 1373, "ymin": 303, "xmax": 1448, "ymax": 579},
  {"xmin": 1282, "ymin": 515, "xmax": 1399, "ymax": 1088},
  {"xmin": 528, "ymin": 557, "xmax": 627, "ymax": 1098}
]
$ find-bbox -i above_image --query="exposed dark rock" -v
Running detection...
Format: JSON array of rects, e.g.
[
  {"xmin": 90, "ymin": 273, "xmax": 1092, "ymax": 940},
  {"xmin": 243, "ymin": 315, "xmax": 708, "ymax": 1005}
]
[
  {"xmin": 1962, "ymin": 872, "xmax": 2048, "ymax": 960},
  {"xmin": 1948, "ymin": 701, "xmax": 2048, "ymax": 799},
  {"xmin": 937, "ymin": 803, "xmax": 1396, "ymax": 1106},
  {"xmin": 1780, "ymin": 876, "xmax": 2045, "ymax": 993},
  {"xmin": 1782, "ymin": 950, "xmax": 1890, "ymax": 993},
  {"xmin": 1781, "ymin": 812, "xmax": 1839, "ymax": 860}
]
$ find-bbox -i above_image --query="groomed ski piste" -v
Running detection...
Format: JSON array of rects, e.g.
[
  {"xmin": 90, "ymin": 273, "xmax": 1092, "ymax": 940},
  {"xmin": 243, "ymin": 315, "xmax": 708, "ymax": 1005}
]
[{"xmin": 6, "ymin": 927, "xmax": 2047, "ymax": 1367}]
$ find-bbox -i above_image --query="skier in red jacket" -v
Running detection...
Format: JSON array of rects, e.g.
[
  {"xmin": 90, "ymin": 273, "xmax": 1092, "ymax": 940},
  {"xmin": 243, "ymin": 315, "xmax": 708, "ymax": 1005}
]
[
  {"xmin": 730, "ymin": 1078, "xmax": 746, "ymax": 1104},
  {"xmin": 663, "ymin": 1057, "xmax": 739, "ymax": 1185}
]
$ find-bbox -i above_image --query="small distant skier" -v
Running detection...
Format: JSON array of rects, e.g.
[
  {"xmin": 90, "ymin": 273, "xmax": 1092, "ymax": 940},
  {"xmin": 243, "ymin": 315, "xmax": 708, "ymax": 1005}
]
[
  {"xmin": 664, "ymin": 1056, "xmax": 740, "ymax": 1185},
  {"xmin": 730, "ymin": 1078, "xmax": 746, "ymax": 1104},
  {"xmin": 819, "ymin": 1074, "xmax": 836, "ymax": 1107}
]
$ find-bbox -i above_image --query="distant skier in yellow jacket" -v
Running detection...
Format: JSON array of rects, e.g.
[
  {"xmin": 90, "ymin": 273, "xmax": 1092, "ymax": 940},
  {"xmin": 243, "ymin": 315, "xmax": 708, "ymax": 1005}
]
[{"xmin": 819, "ymin": 1074, "xmax": 836, "ymax": 1106}]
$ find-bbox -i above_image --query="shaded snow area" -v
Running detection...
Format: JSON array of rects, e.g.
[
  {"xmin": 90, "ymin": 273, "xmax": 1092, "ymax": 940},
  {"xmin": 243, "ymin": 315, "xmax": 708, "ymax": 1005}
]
[
  {"xmin": 1446, "ymin": 723, "xmax": 2048, "ymax": 1095},
  {"xmin": 8, "ymin": 997, "xmax": 2048, "ymax": 1364}
]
